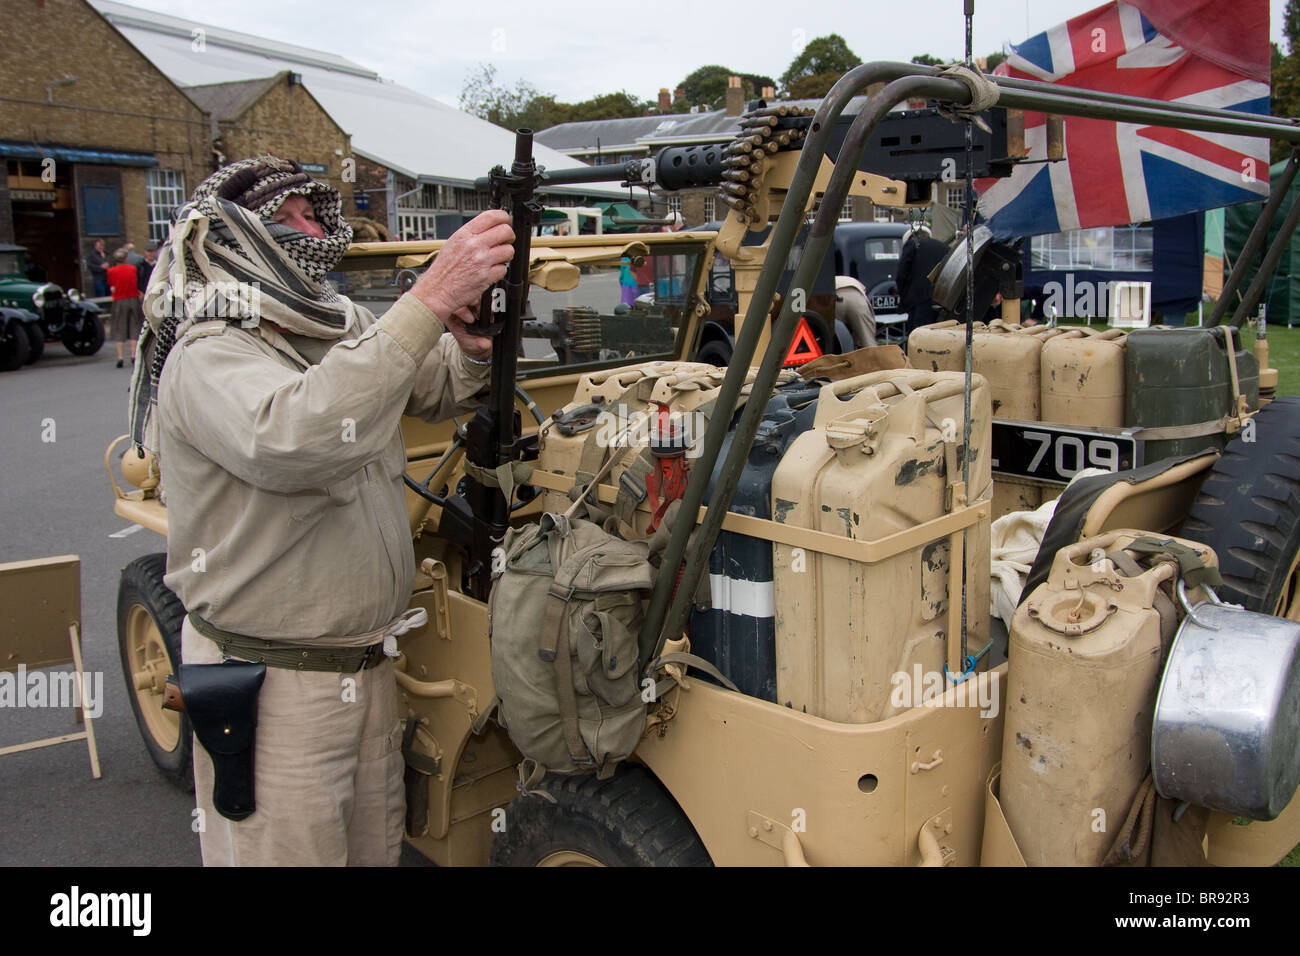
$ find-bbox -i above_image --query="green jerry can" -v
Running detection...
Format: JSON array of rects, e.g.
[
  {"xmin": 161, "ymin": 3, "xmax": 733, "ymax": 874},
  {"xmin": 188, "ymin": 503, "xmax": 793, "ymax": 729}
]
[{"xmin": 1124, "ymin": 326, "xmax": 1259, "ymax": 462}]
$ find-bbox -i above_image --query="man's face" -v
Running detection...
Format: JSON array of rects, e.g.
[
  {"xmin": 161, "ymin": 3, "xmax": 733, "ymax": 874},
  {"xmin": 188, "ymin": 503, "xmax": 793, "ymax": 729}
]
[
  {"xmin": 272, "ymin": 194, "xmax": 325, "ymax": 240},
  {"xmin": 145, "ymin": 249, "xmax": 157, "ymax": 263},
  {"xmin": 94, "ymin": 240, "xmax": 104, "ymax": 253}
]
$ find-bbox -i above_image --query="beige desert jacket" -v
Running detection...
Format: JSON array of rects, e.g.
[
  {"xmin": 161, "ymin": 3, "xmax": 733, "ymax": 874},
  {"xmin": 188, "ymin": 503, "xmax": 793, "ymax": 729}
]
[{"xmin": 158, "ymin": 293, "xmax": 488, "ymax": 642}]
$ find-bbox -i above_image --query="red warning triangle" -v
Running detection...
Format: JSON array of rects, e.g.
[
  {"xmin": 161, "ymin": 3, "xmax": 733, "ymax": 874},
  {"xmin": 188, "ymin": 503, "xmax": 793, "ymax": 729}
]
[{"xmin": 783, "ymin": 316, "xmax": 823, "ymax": 366}]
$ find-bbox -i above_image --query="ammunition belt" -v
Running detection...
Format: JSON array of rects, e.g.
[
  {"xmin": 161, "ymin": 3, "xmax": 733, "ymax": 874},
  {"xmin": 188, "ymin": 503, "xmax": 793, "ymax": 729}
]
[{"xmin": 188, "ymin": 612, "xmax": 387, "ymax": 672}]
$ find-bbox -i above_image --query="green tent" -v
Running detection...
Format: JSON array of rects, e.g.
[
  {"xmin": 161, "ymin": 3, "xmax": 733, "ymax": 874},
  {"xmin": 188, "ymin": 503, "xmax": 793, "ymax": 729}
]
[
  {"xmin": 1224, "ymin": 159, "xmax": 1300, "ymax": 326},
  {"xmin": 595, "ymin": 201, "xmax": 651, "ymax": 234}
]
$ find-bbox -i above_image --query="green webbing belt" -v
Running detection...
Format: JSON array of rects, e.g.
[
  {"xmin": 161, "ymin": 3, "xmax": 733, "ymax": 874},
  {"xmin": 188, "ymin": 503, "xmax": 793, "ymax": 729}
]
[
  {"xmin": 188, "ymin": 612, "xmax": 386, "ymax": 672},
  {"xmin": 1124, "ymin": 536, "xmax": 1224, "ymax": 591}
]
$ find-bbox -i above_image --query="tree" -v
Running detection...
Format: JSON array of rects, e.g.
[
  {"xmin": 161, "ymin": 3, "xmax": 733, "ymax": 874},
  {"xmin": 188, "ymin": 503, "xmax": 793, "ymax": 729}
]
[
  {"xmin": 780, "ymin": 34, "xmax": 862, "ymax": 91},
  {"xmin": 459, "ymin": 63, "xmax": 544, "ymax": 130},
  {"xmin": 566, "ymin": 91, "xmax": 653, "ymax": 123},
  {"xmin": 911, "ymin": 54, "xmax": 945, "ymax": 67},
  {"xmin": 984, "ymin": 51, "xmax": 1007, "ymax": 72},
  {"xmin": 679, "ymin": 65, "xmax": 733, "ymax": 110},
  {"xmin": 785, "ymin": 72, "xmax": 843, "ymax": 100},
  {"xmin": 1272, "ymin": 2, "xmax": 1300, "ymax": 161}
]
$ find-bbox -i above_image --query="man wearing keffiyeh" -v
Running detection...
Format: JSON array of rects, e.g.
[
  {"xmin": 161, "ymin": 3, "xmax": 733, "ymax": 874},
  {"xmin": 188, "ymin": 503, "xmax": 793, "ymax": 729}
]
[{"xmin": 132, "ymin": 156, "xmax": 513, "ymax": 866}]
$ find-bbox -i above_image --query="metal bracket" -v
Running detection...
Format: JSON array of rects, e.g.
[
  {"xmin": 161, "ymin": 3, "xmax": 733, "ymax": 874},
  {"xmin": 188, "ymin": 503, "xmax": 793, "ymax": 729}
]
[
  {"xmin": 917, "ymin": 809, "xmax": 956, "ymax": 866},
  {"xmin": 419, "ymin": 558, "xmax": 454, "ymax": 640},
  {"xmin": 746, "ymin": 810, "xmax": 810, "ymax": 866}
]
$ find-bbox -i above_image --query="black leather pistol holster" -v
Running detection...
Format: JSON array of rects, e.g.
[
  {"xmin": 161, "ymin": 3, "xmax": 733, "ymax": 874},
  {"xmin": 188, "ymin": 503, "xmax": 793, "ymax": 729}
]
[{"xmin": 176, "ymin": 662, "xmax": 267, "ymax": 822}]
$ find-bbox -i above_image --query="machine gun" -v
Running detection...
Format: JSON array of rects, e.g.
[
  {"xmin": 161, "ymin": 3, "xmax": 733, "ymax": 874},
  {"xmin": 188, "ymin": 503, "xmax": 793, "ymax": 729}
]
[
  {"xmin": 442, "ymin": 131, "xmax": 739, "ymax": 599},
  {"xmin": 442, "ymin": 100, "xmax": 1013, "ymax": 600}
]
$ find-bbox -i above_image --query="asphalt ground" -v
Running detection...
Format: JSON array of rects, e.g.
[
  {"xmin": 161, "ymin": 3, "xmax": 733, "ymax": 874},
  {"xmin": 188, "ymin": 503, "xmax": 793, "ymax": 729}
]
[
  {"xmin": 0, "ymin": 334, "xmax": 443, "ymax": 868},
  {"xmin": 0, "ymin": 342, "xmax": 202, "ymax": 865}
]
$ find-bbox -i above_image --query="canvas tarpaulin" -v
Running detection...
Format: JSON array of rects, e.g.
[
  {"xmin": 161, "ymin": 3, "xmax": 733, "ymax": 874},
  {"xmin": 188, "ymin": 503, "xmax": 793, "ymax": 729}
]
[{"xmin": 1224, "ymin": 158, "xmax": 1300, "ymax": 326}]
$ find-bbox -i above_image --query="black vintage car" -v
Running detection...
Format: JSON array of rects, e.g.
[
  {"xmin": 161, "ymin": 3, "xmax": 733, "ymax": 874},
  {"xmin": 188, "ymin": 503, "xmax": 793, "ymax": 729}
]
[{"xmin": 0, "ymin": 243, "xmax": 104, "ymax": 370}]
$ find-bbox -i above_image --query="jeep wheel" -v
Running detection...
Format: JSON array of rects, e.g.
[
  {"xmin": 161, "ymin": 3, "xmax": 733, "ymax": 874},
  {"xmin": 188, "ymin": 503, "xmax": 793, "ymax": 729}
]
[
  {"xmin": 118, "ymin": 553, "xmax": 193, "ymax": 790},
  {"xmin": 696, "ymin": 339, "xmax": 731, "ymax": 367},
  {"xmin": 62, "ymin": 314, "xmax": 105, "ymax": 356},
  {"xmin": 0, "ymin": 319, "xmax": 31, "ymax": 371},
  {"xmin": 490, "ymin": 766, "xmax": 711, "ymax": 867},
  {"xmin": 1180, "ymin": 395, "xmax": 1300, "ymax": 619},
  {"xmin": 23, "ymin": 322, "xmax": 44, "ymax": 364}
]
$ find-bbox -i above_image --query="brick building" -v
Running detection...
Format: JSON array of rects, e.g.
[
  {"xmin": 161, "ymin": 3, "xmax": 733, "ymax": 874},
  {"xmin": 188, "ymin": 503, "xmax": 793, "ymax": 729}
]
[
  {"xmin": 0, "ymin": 0, "xmax": 209, "ymax": 292},
  {"xmin": 184, "ymin": 72, "xmax": 354, "ymax": 209}
]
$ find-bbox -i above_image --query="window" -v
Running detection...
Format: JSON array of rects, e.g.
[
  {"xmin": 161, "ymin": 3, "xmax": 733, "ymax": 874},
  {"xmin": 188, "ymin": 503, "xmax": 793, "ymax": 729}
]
[
  {"xmin": 839, "ymin": 199, "xmax": 854, "ymax": 222},
  {"xmin": 1030, "ymin": 225, "xmax": 1154, "ymax": 272},
  {"xmin": 945, "ymin": 183, "xmax": 967, "ymax": 210},
  {"xmin": 702, "ymin": 195, "xmax": 715, "ymax": 222},
  {"xmin": 396, "ymin": 212, "xmax": 439, "ymax": 240},
  {"xmin": 873, "ymin": 205, "xmax": 894, "ymax": 223},
  {"xmin": 665, "ymin": 194, "xmax": 682, "ymax": 215},
  {"xmin": 81, "ymin": 184, "xmax": 121, "ymax": 236},
  {"xmin": 146, "ymin": 170, "xmax": 185, "ymax": 243}
]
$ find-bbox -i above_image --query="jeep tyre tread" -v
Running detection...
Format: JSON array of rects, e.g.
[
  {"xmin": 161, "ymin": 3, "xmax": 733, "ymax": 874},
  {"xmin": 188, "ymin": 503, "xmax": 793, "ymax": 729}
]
[
  {"xmin": 118, "ymin": 552, "xmax": 193, "ymax": 790},
  {"xmin": 491, "ymin": 766, "xmax": 711, "ymax": 867},
  {"xmin": 1180, "ymin": 395, "xmax": 1300, "ymax": 619}
]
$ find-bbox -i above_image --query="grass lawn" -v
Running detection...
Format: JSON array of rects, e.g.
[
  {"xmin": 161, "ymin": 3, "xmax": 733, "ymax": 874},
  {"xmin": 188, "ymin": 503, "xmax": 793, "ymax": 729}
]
[{"xmin": 1243, "ymin": 322, "xmax": 1300, "ymax": 397}]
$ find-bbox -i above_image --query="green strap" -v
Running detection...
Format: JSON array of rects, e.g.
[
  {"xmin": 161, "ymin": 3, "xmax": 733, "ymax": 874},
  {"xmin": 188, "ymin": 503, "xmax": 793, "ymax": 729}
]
[
  {"xmin": 649, "ymin": 651, "xmax": 741, "ymax": 693},
  {"xmin": 470, "ymin": 696, "xmax": 499, "ymax": 736},
  {"xmin": 1126, "ymin": 536, "xmax": 1224, "ymax": 591},
  {"xmin": 188, "ymin": 612, "xmax": 384, "ymax": 672},
  {"xmin": 463, "ymin": 459, "xmax": 535, "ymax": 503}
]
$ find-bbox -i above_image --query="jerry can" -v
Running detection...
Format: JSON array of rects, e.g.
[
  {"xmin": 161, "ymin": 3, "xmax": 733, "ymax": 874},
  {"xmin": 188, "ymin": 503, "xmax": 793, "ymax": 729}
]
[
  {"xmin": 537, "ymin": 362, "xmax": 771, "ymax": 526},
  {"xmin": 771, "ymin": 369, "xmax": 992, "ymax": 723},
  {"xmin": 1000, "ymin": 530, "xmax": 1218, "ymax": 866},
  {"xmin": 1125, "ymin": 327, "xmax": 1259, "ymax": 461},
  {"xmin": 690, "ymin": 379, "xmax": 824, "ymax": 701},
  {"xmin": 906, "ymin": 319, "xmax": 983, "ymax": 374},
  {"xmin": 1040, "ymin": 328, "xmax": 1127, "ymax": 428}
]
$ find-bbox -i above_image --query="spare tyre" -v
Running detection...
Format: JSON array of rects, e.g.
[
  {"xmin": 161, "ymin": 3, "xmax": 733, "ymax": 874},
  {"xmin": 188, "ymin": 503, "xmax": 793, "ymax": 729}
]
[{"xmin": 1179, "ymin": 395, "xmax": 1300, "ymax": 619}]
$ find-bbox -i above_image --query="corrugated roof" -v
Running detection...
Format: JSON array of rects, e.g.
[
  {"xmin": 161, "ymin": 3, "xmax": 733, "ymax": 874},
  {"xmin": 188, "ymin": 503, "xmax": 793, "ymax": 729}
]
[
  {"xmin": 183, "ymin": 75, "xmax": 282, "ymax": 122},
  {"xmin": 89, "ymin": 0, "xmax": 624, "ymax": 198},
  {"xmin": 537, "ymin": 96, "xmax": 882, "ymax": 153}
]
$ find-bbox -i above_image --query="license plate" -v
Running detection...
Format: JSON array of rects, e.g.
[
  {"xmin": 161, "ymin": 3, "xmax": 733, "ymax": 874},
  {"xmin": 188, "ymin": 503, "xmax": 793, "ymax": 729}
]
[
  {"xmin": 991, "ymin": 420, "xmax": 1140, "ymax": 484},
  {"xmin": 871, "ymin": 294, "xmax": 898, "ymax": 310}
]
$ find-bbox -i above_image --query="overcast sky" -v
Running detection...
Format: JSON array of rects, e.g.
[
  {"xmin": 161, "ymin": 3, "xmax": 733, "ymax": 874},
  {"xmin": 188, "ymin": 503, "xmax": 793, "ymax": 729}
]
[{"xmin": 115, "ymin": 0, "xmax": 1293, "ymax": 107}]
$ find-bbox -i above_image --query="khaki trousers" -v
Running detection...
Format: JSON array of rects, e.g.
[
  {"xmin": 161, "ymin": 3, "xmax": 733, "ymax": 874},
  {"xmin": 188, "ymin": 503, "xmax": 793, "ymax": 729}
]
[{"xmin": 183, "ymin": 618, "xmax": 405, "ymax": 866}]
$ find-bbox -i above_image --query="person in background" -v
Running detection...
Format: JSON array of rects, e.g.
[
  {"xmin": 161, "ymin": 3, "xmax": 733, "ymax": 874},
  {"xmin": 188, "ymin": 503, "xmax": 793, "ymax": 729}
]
[
  {"xmin": 87, "ymin": 239, "xmax": 109, "ymax": 298},
  {"xmin": 124, "ymin": 241, "xmax": 145, "ymax": 271},
  {"xmin": 137, "ymin": 241, "xmax": 158, "ymax": 291},
  {"xmin": 106, "ymin": 247, "xmax": 143, "ymax": 368},
  {"xmin": 895, "ymin": 224, "xmax": 948, "ymax": 346}
]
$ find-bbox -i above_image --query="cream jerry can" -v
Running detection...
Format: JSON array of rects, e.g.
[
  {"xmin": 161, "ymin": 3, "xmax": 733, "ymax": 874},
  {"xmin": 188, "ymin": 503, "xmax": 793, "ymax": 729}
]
[
  {"xmin": 1040, "ymin": 328, "xmax": 1127, "ymax": 428},
  {"xmin": 537, "ymin": 361, "xmax": 773, "ymax": 525},
  {"xmin": 771, "ymin": 369, "xmax": 993, "ymax": 723},
  {"xmin": 1000, "ymin": 530, "xmax": 1218, "ymax": 866},
  {"xmin": 907, "ymin": 319, "xmax": 984, "ymax": 374}
]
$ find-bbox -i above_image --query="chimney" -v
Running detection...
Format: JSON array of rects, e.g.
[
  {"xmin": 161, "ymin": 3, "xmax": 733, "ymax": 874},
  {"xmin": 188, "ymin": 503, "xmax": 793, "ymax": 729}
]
[
  {"xmin": 658, "ymin": 88, "xmax": 671, "ymax": 112},
  {"xmin": 725, "ymin": 75, "xmax": 744, "ymax": 116},
  {"xmin": 761, "ymin": 85, "xmax": 775, "ymax": 100}
]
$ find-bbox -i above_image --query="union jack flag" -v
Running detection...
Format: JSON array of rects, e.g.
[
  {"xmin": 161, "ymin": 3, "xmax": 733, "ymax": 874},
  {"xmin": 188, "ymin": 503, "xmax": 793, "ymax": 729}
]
[{"xmin": 976, "ymin": 0, "xmax": 1271, "ymax": 240}]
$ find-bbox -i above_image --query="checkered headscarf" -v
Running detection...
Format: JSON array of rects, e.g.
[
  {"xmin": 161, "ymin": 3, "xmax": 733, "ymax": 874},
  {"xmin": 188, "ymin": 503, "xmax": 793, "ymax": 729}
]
[{"xmin": 128, "ymin": 156, "xmax": 357, "ymax": 453}]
